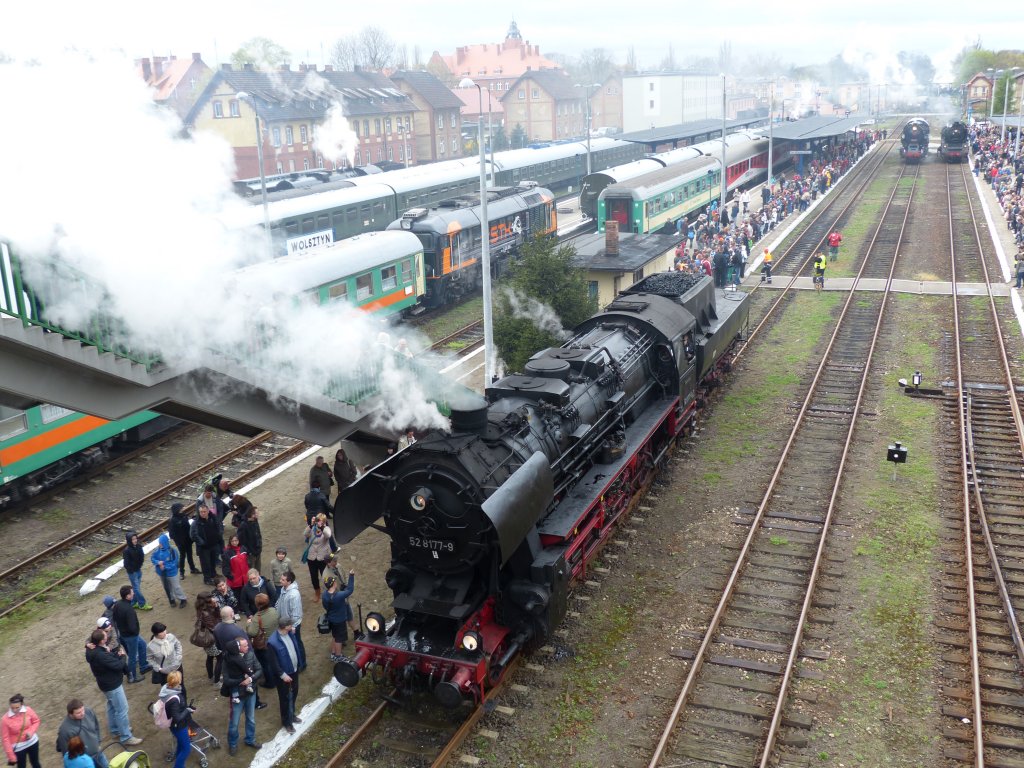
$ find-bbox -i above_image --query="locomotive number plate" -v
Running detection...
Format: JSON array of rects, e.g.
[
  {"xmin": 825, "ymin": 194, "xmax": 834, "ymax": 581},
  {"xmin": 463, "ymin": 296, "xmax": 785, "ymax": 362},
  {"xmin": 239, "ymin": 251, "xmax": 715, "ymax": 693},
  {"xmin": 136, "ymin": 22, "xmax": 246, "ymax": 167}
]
[{"xmin": 408, "ymin": 536, "xmax": 455, "ymax": 554}]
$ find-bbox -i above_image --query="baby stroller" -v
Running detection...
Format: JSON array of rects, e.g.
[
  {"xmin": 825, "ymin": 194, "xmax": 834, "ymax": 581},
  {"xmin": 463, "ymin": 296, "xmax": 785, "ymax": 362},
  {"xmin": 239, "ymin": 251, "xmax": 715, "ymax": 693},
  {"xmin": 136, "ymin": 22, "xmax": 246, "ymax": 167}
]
[{"xmin": 101, "ymin": 743, "xmax": 150, "ymax": 768}]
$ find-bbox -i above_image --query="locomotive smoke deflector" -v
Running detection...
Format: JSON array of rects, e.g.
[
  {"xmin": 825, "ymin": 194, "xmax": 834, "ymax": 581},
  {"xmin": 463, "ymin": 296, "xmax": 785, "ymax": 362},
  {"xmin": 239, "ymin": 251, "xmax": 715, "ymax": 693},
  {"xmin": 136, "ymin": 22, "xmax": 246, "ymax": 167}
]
[{"xmin": 481, "ymin": 451, "xmax": 554, "ymax": 566}]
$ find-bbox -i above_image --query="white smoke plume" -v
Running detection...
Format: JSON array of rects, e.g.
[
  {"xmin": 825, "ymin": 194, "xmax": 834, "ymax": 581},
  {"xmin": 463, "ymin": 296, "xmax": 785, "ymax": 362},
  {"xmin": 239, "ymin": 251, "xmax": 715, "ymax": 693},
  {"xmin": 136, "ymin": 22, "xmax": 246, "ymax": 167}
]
[
  {"xmin": 0, "ymin": 49, "xmax": 449, "ymax": 433},
  {"xmin": 315, "ymin": 102, "xmax": 360, "ymax": 168},
  {"xmin": 500, "ymin": 286, "xmax": 571, "ymax": 340}
]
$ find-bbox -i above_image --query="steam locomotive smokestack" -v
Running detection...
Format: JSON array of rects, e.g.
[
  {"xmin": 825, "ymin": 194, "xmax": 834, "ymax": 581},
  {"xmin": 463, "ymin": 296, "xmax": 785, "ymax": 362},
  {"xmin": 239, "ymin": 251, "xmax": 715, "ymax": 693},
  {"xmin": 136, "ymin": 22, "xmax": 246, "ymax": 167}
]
[{"xmin": 606, "ymin": 220, "xmax": 619, "ymax": 256}]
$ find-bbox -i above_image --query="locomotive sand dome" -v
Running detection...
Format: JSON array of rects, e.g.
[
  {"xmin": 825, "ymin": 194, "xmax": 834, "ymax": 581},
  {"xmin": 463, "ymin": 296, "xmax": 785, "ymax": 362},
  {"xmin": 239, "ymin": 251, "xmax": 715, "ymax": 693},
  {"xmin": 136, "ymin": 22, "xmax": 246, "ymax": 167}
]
[{"xmin": 332, "ymin": 272, "xmax": 749, "ymax": 706}]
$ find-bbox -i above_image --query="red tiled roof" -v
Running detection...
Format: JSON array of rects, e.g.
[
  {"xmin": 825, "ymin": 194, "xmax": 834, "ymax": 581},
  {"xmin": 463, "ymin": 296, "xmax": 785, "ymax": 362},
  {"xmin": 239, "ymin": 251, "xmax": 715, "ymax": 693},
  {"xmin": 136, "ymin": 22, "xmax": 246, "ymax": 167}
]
[{"xmin": 436, "ymin": 38, "xmax": 557, "ymax": 80}]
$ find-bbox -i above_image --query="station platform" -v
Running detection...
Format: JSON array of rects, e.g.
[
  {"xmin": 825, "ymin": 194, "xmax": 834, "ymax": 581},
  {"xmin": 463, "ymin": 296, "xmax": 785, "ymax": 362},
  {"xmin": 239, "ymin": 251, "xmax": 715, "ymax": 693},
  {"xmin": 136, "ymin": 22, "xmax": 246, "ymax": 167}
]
[{"xmin": 743, "ymin": 276, "xmax": 1013, "ymax": 296}]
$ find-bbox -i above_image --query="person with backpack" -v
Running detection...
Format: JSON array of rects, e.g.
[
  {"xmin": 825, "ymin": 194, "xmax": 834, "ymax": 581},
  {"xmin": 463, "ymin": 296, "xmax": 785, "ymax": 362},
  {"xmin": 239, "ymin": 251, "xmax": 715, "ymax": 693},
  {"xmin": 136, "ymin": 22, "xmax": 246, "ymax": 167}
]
[{"xmin": 156, "ymin": 671, "xmax": 193, "ymax": 768}]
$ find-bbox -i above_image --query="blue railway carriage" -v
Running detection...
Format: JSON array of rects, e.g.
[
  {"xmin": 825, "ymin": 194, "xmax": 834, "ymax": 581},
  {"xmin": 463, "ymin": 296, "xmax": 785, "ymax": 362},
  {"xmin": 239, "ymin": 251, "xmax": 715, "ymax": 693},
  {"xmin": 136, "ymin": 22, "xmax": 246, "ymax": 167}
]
[
  {"xmin": 232, "ymin": 230, "xmax": 425, "ymax": 318},
  {"xmin": 491, "ymin": 138, "xmax": 643, "ymax": 194},
  {"xmin": 597, "ymin": 134, "xmax": 770, "ymax": 234}
]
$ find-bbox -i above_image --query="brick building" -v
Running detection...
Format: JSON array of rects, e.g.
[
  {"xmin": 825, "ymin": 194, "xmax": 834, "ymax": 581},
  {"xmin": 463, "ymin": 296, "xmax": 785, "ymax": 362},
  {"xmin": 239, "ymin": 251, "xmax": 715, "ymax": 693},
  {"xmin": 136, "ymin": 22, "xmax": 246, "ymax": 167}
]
[
  {"xmin": 136, "ymin": 53, "xmax": 211, "ymax": 119},
  {"xmin": 390, "ymin": 70, "xmax": 465, "ymax": 163},
  {"xmin": 501, "ymin": 69, "xmax": 588, "ymax": 143}
]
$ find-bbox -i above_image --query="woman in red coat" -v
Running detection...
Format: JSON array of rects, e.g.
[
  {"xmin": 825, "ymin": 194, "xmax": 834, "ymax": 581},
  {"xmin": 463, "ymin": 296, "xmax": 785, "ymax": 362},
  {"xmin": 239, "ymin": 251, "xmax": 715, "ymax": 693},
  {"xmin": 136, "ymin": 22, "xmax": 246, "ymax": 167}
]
[
  {"xmin": 222, "ymin": 534, "xmax": 250, "ymax": 602},
  {"xmin": 2, "ymin": 694, "xmax": 40, "ymax": 768}
]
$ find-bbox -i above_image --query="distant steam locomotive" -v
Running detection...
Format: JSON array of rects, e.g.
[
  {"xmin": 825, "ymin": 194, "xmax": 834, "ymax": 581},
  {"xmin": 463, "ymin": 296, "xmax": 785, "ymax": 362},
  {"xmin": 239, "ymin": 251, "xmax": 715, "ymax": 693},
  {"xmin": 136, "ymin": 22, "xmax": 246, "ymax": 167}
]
[
  {"xmin": 332, "ymin": 272, "xmax": 750, "ymax": 706},
  {"xmin": 901, "ymin": 118, "xmax": 930, "ymax": 161},
  {"xmin": 938, "ymin": 120, "xmax": 968, "ymax": 162}
]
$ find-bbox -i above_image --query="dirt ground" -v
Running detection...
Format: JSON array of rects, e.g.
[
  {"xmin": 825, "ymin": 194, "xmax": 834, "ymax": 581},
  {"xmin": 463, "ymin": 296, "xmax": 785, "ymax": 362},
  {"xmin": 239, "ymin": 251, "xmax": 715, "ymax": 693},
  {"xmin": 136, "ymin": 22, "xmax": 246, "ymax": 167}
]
[{"xmin": 0, "ymin": 432, "xmax": 395, "ymax": 767}]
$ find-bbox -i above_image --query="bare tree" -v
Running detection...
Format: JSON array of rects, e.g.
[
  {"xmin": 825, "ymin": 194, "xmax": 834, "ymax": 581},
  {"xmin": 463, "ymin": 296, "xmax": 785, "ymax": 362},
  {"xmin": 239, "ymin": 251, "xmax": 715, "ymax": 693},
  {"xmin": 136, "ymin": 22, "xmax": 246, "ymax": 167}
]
[
  {"xmin": 660, "ymin": 44, "xmax": 676, "ymax": 71},
  {"xmin": 231, "ymin": 37, "xmax": 291, "ymax": 69},
  {"xmin": 578, "ymin": 48, "xmax": 617, "ymax": 84},
  {"xmin": 412, "ymin": 45, "xmax": 423, "ymax": 68},
  {"xmin": 718, "ymin": 41, "xmax": 733, "ymax": 74},
  {"xmin": 625, "ymin": 46, "xmax": 637, "ymax": 73},
  {"xmin": 395, "ymin": 44, "xmax": 409, "ymax": 71},
  {"xmin": 359, "ymin": 26, "xmax": 396, "ymax": 71},
  {"xmin": 329, "ymin": 36, "xmax": 358, "ymax": 71}
]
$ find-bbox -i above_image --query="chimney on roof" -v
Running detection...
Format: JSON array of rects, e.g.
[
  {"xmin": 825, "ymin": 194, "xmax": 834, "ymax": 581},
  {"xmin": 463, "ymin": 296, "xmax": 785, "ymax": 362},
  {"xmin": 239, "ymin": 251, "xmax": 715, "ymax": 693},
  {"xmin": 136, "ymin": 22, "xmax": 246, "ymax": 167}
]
[
  {"xmin": 140, "ymin": 58, "xmax": 151, "ymax": 81},
  {"xmin": 279, "ymin": 63, "xmax": 290, "ymax": 72},
  {"xmin": 605, "ymin": 221, "xmax": 620, "ymax": 256},
  {"xmin": 221, "ymin": 63, "xmax": 232, "ymax": 72},
  {"xmin": 243, "ymin": 62, "xmax": 254, "ymax": 71},
  {"xmin": 324, "ymin": 64, "xmax": 333, "ymax": 72},
  {"xmin": 153, "ymin": 56, "xmax": 165, "ymax": 79},
  {"xmin": 192, "ymin": 52, "xmax": 202, "ymax": 63}
]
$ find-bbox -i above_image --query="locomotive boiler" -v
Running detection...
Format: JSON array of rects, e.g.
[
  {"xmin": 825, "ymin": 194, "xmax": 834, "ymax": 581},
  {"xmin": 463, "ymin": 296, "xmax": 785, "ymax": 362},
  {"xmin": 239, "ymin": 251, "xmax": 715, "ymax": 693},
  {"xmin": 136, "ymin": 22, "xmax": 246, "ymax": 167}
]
[
  {"xmin": 939, "ymin": 120, "xmax": 968, "ymax": 162},
  {"xmin": 332, "ymin": 272, "xmax": 749, "ymax": 706},
  {"xmin": 901, "ymin": 118, "xmax": 930, "ymax": 161}
]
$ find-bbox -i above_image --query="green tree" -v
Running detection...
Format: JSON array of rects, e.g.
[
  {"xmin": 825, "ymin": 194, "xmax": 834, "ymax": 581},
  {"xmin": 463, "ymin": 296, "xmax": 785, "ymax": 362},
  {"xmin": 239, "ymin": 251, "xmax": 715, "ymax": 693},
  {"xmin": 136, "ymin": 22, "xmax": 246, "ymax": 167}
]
[
  {"xmin": 231, "ymin": 37, "xmax": 290, "ymax": 69},
  {"xmin": 494, "ymin": 237, "xmax": 596, "ymax": 373},
  {"xmin": 510, "ymin": 124, "xmax": 528, "ymax": 149},
  {"xmin": 492, "ymin": 126, "xmax": 509, "ymax": 152}
]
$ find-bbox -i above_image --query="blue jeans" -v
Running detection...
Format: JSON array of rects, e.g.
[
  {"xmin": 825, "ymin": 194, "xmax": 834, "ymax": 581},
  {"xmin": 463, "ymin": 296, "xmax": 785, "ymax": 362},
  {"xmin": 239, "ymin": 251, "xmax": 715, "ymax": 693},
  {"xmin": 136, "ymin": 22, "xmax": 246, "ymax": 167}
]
[
  {"xmin": 103, "ymin": 685, "xmax": 133, "ymax": 741},
  {"xmin": 127, "ymin": 570, "xmax": 147, "ymax": 607},
  {"xmin": 228, "ymin": 693, "xmax": 257, "ymax": 748},
  {"xmin": 121, "ymin": 635, "xmax": 150, "ymax": 679},
  {"xmin": 92, "ymin": 752, "xmax": 109, "ymax": 768},
  {"xmin": 293, "ymin": 624, "xmax": 307, "ymax": 670},
  {"xmin": 171, "ymin": 725, "xmax": 191, "ymax": 768}
]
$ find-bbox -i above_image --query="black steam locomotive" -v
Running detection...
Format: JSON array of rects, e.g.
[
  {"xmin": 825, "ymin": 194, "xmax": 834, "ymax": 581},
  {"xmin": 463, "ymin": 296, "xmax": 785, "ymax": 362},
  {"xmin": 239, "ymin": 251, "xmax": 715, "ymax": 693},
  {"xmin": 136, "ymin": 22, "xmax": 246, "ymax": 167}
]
[
  {"xmin": 901, "ymin": 118, "xmax": 930, "ymax": 161},
  {"xmin": 938, "ymin": 120, "xmax": 968, "ymax": 162},
  {"xmin": 332, "ymin": 272, "xmax": 749, "ymax": 706}
]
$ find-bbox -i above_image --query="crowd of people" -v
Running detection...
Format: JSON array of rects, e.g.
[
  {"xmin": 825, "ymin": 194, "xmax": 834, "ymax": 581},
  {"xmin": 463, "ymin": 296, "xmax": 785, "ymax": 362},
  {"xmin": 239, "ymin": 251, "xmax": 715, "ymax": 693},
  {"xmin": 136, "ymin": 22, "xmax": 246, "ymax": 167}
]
[
  {"xmin": 2, "ymin": 446, "xmax": 380, "ymax": 768},
  {"xmin": 970, "ymin": 123, "xmax": 1024, "ymax": 285},
  {"xmin": 670, "ymin": 134, "xmax": 876, "ymax": 288}
]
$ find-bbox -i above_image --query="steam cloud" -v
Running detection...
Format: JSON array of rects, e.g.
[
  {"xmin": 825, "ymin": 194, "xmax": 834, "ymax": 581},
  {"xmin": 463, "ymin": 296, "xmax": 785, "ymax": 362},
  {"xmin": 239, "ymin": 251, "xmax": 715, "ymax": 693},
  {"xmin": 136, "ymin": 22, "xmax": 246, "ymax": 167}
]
[
  {"xmin": 0, "ymin": 50, "xmax": 449, "ymax": 433},
  {"xmin": 314, "ymin": 102, "xmax": 360, "ymax": 168},
  {"xmin": 500, "ymin": 286, "xmax": 571, "ymax": 340}
]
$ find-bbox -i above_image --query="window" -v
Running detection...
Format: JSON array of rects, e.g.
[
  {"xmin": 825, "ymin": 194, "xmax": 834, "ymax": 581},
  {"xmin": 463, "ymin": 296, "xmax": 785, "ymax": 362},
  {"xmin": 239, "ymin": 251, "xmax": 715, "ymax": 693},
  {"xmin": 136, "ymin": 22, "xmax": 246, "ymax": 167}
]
[
  {"xmin": 377, "ymin": 148, "xmax": 383, "ymax": 161},
  {"xmin": 401, "ymin": 259, "xmax": 413, "ymax": 283},
  {"xmin": 289, "ymin": 160, "xmax": 295, "ymax": 171},
  {"xmin": 450, "ymin": 113, "xmax": 457, "ymax": 128},
  {"xmin": 518, "ymin": 89, "xmax": 525, "ymax": 100},
  {"xmin": 385, "ymin": 118, "xmax": 392, "ymax": 133},
  {"xmin": 286, "ymin": 126, "xmax": 294, "ymax": 145},
  {"xmin": 437, "ymin": 113, "xmax": 443, "ymax": 129},
  {"xmin": 272, "ymin": 127, "xmax": 281, "ymax": 147},
  {"xmin": 438, "ymin": 138, "xmax": 445, "ymax": 155},
  {"xmin": 352, "ymin": 121, "xmax": 359, "ymax": 137},
  {"xmin": 588, "ymin": 281, "xmax": 599, "ymax": 302},
  {"xmin": 300, "ymin": 125, "xmax": 308, "ymax": 143},
  {"xmin": 387, "ymin": 146, "xmax": 393, "ymax": 160},
  {"xmin": 230, "ymin": 100, "xmax": 240, "ymax": 117},
  {"xmin": 531, "ymin": 88, "xmax": 539, "ymax": 99},
  {"xmin": 374, "ymin": 118, "xmax": 381, "ymax": 134},
  {"xmin": 399, "ymin": 146, "xmax": 404, "ymax": 160},
  {"xmin": 363, "ymin": 120, "xmax": 369, "ymax": 136},
  {"xmin": 381, "ymin": 265, "xmax": 397, "ymax": 290},
  {"xmin": 405, "ymin": 116, "xmax": 411, "ymax": 129},
  {"xmin": 650, "ymin": 100, "xmax": 654, "ymax": 109},
  {"xmin": 328, "ymin": 282, "xmax": 349, "ymax": 301},
  {"xmin": 275, "ymin": 162, "xmax": 283, "ymax": 173},
  {"xmin": 356, "ymin": 274, "xmax": 373, "ymax": 300},
  {"xmin": 303, "ymin": 158, "xmax": 310, "ymax": 170},
  {"xmin": 633, "ymin": 268, "xmax": 644, "ymax": 283},
  {"xmin": 213, "ymin": 101, "xmax": 223, "ymax": 118},
  {"xmin": 452, "ymin": 138, "xmax": 458, "ymax": 153},
  {"xmin": 0, "ymin": 412, "xmax": 27, "ymax": 441},
  {"xmin": 649, "ymin": 83, "xmax": 654, "ymax": 92},
  {"xmin": 40, "ymin": 404, "xmax": 73, "ymax": 424}
]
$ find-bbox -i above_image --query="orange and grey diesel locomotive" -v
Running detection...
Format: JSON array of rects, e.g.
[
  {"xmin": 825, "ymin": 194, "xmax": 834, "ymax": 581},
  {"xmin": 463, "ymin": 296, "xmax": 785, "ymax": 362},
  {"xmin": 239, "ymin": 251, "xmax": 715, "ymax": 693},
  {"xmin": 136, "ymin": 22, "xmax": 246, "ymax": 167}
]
[{"xmin": 331, "ymin": 272, "xmax": 749, "ymax": 706}]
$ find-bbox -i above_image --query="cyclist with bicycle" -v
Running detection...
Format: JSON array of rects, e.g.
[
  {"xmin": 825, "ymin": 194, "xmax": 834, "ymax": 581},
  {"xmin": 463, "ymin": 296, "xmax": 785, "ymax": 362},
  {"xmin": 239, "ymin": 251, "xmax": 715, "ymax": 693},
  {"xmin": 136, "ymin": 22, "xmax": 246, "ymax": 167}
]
[{"xmin": 813, "ymin": 252, "xmax": 827, "ymax": 292}]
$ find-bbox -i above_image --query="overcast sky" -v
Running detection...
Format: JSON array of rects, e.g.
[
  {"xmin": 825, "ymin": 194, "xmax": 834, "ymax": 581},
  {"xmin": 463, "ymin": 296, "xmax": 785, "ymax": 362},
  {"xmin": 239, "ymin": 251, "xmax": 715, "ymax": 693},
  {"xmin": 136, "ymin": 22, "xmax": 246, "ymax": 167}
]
[{"xmin": 5, "ymin": 1, "xmax": 1023, "ymax": 81}]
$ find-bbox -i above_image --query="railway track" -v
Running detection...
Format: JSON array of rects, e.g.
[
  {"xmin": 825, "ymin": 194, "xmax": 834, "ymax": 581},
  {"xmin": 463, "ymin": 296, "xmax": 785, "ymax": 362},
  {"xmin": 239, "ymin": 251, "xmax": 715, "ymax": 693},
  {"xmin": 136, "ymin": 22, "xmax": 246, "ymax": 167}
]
[
  {"xmin": 937, "ymin": 161, "xmax": 1024, "ymax": 767},
  {"xmin": 428, "ymin": 319, "xmax": 484, "ymax": 354},
  {"xmin": 0, "ymin": 431, "xmax": 309, "ymax": 621},
  {"xmin": 647, "ymin": 158, "xmax": 921, "ymax": 768}
]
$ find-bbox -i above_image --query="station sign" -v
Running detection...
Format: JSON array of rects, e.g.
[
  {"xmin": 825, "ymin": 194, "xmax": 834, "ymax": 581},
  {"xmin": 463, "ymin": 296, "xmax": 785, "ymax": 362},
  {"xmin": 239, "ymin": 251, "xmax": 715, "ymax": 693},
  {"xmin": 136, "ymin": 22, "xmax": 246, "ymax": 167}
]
[{"xmin": 286, "ymin": 229, "xmax": 334, "ymax": 255}]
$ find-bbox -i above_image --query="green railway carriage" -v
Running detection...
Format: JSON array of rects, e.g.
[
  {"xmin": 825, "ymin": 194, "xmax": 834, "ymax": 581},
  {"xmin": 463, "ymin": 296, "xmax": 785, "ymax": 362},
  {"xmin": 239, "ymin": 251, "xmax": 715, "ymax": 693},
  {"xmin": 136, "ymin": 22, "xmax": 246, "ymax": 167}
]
[{"xmin": 233, "ymin": 230, "xmax": 426, "ymax": 318}]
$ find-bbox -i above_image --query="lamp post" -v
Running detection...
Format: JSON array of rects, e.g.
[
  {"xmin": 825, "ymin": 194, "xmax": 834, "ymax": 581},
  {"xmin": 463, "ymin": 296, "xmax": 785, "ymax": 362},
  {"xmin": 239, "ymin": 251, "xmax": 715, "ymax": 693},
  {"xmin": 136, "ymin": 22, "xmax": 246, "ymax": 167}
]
[
  {"xmin": 236, "ymin": 91, "xmax": 272, "ymax": 258},
  {"xmin": 720, "ymin": 73, "xmax": 727, "ymax": 214},
  {"xmin": 1001, "ymin": 68, "xmax": 1019, "ymax": 143},
  {"xmin": 767, "ymin": 83, "xmax": 775, "ymax": 187},
  {"xmin": 575, "ymin": 82, "xmax": 601, "ymax": 175},
  {"xmin": 988, "ymin": 69, "xmax": 999, "ymax": 118},
  {"xmin": 458, "ymin": 77, "xmax": 495, "ymax": 384},
  {"xmin": 1015, "ymin": 77, "xmax": 1023, "ymax": 157}
]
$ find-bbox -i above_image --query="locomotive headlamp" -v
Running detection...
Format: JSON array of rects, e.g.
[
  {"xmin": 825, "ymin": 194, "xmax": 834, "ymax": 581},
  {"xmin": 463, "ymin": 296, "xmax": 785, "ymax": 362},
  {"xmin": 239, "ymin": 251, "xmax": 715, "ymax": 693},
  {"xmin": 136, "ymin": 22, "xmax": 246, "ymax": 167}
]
[
  {"xmin": 461, "ymin": 631, "xmax": 482, "ymax": 652},
  {"xmin": 410, "ymin": 487, "xmax": 433, "ymax": 511},
  {"xmin": 365, "ymin": 612, "xmax": 386, "ymax": 635}
]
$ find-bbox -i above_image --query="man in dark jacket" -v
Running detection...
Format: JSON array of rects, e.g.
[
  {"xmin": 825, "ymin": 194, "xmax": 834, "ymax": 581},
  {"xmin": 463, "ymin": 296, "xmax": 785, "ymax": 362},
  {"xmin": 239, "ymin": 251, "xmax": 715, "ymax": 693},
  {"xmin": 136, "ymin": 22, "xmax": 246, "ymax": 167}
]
[
  {"xmin": 303, "ymin": 481, "xmax": 332, "ymax": 525},
  {"xmin": 122, "ymin": 531, "xmax": 152, "ymax": 611},
  {"xmin": 111, "ymin": 585, "xmax": 151, "ymax": 683},
  {"xmin": 167, "ymin": 503, "xmax": 199, "ymax": 578},
  {"xmin": 237, "ymin": 507, "xmax": 264, "ymax": 573},
  {"xmin": 56, "ymin": 699, "xmax": 109, "ymax": 768},
  {"xmin": 85, "ymin": 628, "xmax": 141, "ymax": 746},
  {"xmin": 265, "ymin": 618, "xmax": 303, "ymax": 734},
  {"xmin": 191, "ymin": 504, "xmax": 225, "ymax": 585},
  {"xmin": 222, "ymin": 638, "xmax": 263, "ymax": 755},
  {"xmin": 239, "ymin": 569, "xmax": 277, "ymax": 618},
  {"xmin": 213, "ymin": 607, "xmax": 266, "ymax": 711},
  {"xmin": 308, "ymin": 456, "xmax": 333, "ymax": 501}
]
